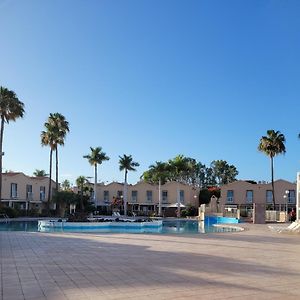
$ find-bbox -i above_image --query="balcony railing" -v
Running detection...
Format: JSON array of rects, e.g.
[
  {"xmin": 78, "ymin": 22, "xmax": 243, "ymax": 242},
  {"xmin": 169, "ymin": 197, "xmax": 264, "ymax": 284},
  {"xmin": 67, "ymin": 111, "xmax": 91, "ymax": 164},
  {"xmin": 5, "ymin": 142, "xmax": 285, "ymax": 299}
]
[{"xmin": 226, "ymin": 197, "xmax": 234, "ymax": 203}]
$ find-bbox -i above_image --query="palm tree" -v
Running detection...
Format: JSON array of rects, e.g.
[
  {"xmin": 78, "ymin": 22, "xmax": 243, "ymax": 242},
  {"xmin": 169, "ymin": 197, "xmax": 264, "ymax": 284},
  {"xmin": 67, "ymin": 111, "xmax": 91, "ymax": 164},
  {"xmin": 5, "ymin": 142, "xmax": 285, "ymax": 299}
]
[
  {"xmin": 61, "ymin": 179, "xmax": 71, "ymax": 191},
  {"xmin": 119, "ymin": 154, "xmax": 139, "ymax": 216},
  {"xmin": 168, "ymin": 155, "xmax": 189, "ymax": 217},
  {"xmin": 33, "ymin": 169, "xmax": 48, "ymax": 177},
  {"xmin": 48, "ymin": 113, "xmax": 70, "ymax": 191},
  {"xmin": 41, "ymin": 123, "xmax": 56, "ymax": 209},
  {"xmin": 76, "ymin": 176, "xmax": 88, "ymax": 211},
  {"xmin": 143, "ymin": 161, "xmax": 169, "ymax": 185},
  {"xmin": 0, "ymin": 87, "xmax": 25, "ymax": 205},
  {"xmin": 258, "ymin": 130, "xmax": 286, "ymax": 207},
  {"xmin": 84, "ymin": 147, "xmax": 109, "ymax": 207},
  {"xmin": 144, "ymin": 161, "xmax": 168, "ymax": 216}
]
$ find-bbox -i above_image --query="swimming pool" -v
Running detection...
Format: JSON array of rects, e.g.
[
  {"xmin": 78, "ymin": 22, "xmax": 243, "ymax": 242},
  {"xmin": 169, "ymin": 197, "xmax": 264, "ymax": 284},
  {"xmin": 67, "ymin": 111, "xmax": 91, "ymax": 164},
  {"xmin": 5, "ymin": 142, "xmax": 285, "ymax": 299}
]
[{"xmin": 0, "ymin": 217, "xmax": 241, "ymax": 234}]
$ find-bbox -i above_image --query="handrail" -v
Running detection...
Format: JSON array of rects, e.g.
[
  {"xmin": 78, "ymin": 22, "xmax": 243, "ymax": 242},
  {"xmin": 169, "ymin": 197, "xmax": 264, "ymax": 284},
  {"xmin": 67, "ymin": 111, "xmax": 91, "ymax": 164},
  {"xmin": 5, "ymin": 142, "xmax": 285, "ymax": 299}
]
[{"xmin": 0, "ymin": 213, "xmax": 9, "ymax": 223}]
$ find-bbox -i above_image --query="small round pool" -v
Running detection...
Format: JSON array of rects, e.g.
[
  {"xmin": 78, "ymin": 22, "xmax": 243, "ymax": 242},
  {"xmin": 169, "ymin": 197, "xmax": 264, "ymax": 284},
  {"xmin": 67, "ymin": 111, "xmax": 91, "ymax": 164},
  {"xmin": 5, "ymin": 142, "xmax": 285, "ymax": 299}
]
[{"xmin": 0, "ymin": 217, "xmax": 241, "ymax": 234}]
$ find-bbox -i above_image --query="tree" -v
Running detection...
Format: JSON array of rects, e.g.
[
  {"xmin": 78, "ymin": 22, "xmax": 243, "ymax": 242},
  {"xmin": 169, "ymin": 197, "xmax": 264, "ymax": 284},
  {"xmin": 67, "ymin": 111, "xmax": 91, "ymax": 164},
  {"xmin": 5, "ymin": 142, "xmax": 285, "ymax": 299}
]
[
  {"xmin": 0, "ymin": 87, "xmax": 25, "ymax": 206},
  {"xmin": 52, "ymin": 190, "xmax": 78, "ymax": 217},
  {"xmin": 76, "ymin": 176, "xmax": 88, "ymax": 211},
  {"xmin": 84, "ymin": 147, "xmax": 109, "ymax": 207},
  {"xmin": 42, "ymin": 113, "xmax": 69, "ymax": 215},
  {"xmin": 33, "ymin": 169, "xmax": 48, "ymax": 177},
  {"xmin": 210, "ymin": 160, "xmax": 239, "ymax": 186},
  {"xmin": 142, "ymin": 161, "xmax": 169, "ymax": 184},
  {"xmin": 47, "ymin": 113, "xmax": 70, "ymax": 191},
  {"xmin": 258, "ymin": 130, "xmax": 286, "ymax": 207},
  {"xmin": 41, "ymin": 121, "xmax": 56, "ymax": 210},
  {"xmin": 119, "ymin": 154, "xmax": 139, "ymax": 216},
  {"xmin": 61, "ymin": 179, "xmax": 71, "ymax": 191},
  {"xmin": 142, "ymin": 156, "xmax": 239, "ymax": 188}
]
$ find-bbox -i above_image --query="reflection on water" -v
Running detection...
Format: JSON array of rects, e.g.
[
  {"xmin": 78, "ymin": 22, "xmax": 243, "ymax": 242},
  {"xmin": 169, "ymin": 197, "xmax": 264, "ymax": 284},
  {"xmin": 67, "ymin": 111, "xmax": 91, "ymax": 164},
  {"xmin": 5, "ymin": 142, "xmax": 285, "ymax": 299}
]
[
  {"xmin": 0, "ymin": 220, "xmax": 239, "ymax": 234},
  {"xmin": 0, "ymin": 221, "xmax": 38, "ymax": 232}
]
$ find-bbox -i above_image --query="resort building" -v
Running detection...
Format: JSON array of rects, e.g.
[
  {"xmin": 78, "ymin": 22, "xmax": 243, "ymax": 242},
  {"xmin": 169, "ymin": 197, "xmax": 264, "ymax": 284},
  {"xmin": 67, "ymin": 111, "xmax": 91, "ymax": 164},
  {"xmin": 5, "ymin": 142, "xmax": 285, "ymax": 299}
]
[
  {"xmin": 219, "ymin": 179, "xmax": 296, "ymax": 211},
  {"xmin": 92, "ymin": 181, "xmax": 200, "ymax": 216},
  {"xmin": 0, "ymin": 172, "xmax": 55, "ymax": 212}
]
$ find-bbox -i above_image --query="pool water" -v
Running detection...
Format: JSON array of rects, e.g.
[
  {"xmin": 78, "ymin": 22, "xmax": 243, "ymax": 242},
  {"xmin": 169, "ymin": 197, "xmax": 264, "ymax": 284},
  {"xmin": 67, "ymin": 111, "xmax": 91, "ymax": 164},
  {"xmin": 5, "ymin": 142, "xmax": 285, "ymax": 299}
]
[{"xmin": 0, "ymin": 218, "xmax": 240, "ymax": 234}]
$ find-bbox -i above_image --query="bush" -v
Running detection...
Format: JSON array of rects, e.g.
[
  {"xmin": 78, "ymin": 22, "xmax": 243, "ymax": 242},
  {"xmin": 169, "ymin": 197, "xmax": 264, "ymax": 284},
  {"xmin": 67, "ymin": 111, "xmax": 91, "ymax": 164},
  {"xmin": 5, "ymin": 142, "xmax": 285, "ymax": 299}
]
[
  {"xmin": 185, "ymin": 206, "xmax": 198, "ymax": 216},
  {"xmin": 67, "ymin": 212, "xmax": 89, "ymax": 222},
  {"xmin": 27, "ymin": 208, "xmax": 40, "ymax": 217},
  {"xmin": 181, "ymin": 210, "xmax": 187, "ymax": 218},
  {"xmin": 0, "ymin": 207, "xmax": 19, "ymax": 218}
]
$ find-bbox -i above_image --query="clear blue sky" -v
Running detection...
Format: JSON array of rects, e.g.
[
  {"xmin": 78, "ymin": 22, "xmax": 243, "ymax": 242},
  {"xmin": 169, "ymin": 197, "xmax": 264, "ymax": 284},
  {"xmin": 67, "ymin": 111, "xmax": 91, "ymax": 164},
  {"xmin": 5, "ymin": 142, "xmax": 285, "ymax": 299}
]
[{"xmin": 0, "ymin": 0, "xmax": 300, "ymax": 185}]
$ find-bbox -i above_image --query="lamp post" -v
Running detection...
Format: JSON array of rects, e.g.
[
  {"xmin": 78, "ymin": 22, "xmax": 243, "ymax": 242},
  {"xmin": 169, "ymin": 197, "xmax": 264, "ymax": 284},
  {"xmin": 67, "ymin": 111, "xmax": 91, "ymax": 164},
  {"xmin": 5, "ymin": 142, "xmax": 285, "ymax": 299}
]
[{"xmin": 283, "ymin": 190, "xmax": 289, "ymax": 222}]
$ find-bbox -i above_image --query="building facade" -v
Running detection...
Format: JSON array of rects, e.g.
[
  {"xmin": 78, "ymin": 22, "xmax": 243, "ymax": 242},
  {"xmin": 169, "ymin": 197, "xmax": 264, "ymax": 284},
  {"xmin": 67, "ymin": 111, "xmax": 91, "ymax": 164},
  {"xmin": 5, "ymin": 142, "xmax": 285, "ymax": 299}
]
[
  {"xmin": 91, "ymin": 181, "xmax": 200, "ymax": 215},
  {"xmin": 219, "ymin": 179, "xmax": 296, "ymax": 211},
  {"xmin": 1, "ymin": 172, "xmax": 55, "ymax": 211}
]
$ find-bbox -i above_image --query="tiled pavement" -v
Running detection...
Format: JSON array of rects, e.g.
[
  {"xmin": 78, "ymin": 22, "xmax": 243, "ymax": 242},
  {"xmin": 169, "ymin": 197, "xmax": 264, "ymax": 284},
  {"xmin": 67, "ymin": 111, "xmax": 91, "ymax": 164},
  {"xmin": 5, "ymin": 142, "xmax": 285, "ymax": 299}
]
[{"xmin": 1, "ymin": 224, "xmax": 300, "ymax": 300}]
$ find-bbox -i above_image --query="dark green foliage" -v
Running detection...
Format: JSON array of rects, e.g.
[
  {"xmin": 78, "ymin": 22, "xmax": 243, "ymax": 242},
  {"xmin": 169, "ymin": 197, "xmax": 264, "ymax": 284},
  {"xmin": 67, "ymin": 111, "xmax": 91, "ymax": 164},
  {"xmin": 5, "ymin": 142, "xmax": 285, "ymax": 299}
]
[
  {"xmin": 181, "ymin": 206, "xmax": 198, "ymax": 217},
  {"xmin": 199, "ymin": 188, "xmax": 220, "ymax": 205},
  {"xmin": 209, "ymin": 160, "xmax": 239, "ymax": 186},
  {"xmin": 199, "ymin": 189, "xmax": 211, "ymax": 205},
  {"xmin": 142, "ymin": 155, "xmax": 238, "ymax": 188},
  {"xmin": 0, "ymin": 207, "xmax": 19, "ymax": 218}
]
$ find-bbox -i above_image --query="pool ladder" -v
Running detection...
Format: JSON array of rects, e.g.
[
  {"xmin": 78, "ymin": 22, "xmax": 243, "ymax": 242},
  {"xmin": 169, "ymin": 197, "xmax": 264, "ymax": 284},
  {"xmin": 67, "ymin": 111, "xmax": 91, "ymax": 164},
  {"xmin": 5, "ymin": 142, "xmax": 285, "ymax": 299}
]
[{"xmin": 0, "ymin": 213, "xmax": 9, "ymax": 223}]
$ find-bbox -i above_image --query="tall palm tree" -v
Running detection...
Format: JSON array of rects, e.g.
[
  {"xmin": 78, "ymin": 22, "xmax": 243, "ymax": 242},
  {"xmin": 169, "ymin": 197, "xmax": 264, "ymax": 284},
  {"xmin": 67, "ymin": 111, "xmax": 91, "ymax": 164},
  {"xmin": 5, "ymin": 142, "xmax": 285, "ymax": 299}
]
[
  {"xmin": 146, "ymin": 161, "xmax": 168, "ymax": 216},
  {"xmin": 41, "ymin": 123, "xmax": 56, "ymax": 209},
  {"xmin": 0, "ymin": 87, "xmax": 25, "ymax": 205},
  {"xmin": 76, "ymin": 176, "xmax": 88, "ymax": 211},
  {"xmin": 258, "ymin": 130, "xmax": 286, "ymax": 207},
  {"xmin": 119, "ymin": 154, "xmax": 139, "ymax": 216},
  {"xmin": 33, "ymin": 169, "xmax": 48, "ymax": 177},
  {"xmin": 84, "ymin": 147, "xmax": 109, "ymax": 207},
  {"xmin": 48, "ymin": 113, "xmax": 70, "ymax": 191},
  {"xmin": 168, "ymin": 155, "xmax": 189, "ymax": 217}
]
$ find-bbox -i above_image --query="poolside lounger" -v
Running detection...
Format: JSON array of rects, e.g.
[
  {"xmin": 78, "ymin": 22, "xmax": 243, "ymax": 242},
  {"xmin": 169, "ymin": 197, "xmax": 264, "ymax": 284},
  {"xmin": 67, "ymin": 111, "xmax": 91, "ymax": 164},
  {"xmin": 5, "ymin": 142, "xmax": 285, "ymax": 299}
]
[
  {"xmin": 269, "ymin": 221, "xmax": 300, "ymax": 233},
  {"xmin": 112, "ymin": 212, "xmax": 121, "ymax": 217}
]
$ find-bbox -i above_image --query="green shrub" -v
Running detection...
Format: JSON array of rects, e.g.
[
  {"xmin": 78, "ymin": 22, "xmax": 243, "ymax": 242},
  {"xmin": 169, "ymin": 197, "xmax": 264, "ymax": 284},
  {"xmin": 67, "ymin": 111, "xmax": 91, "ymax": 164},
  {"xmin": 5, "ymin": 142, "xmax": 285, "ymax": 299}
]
[
  {"xmin": 27, "ymin": 208, "xmax": 40, "ymax": 217},
  {"xmin": 181, "ymin": 210, "xmax": 187, "ymax": 218},
  {"xmin": 0, "ymin": 207, "xmax": 19, "ymax": 218},
  {"xmin": 185, "ymin": 206, "xmax": 197, "ymax": 216}
]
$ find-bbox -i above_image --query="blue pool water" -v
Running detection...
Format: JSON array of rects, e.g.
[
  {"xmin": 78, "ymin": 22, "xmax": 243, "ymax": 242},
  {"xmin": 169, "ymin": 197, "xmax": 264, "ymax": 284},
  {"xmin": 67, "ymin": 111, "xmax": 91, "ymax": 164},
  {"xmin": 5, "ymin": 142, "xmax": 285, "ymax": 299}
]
[{"xmin": 0, "ymin": 217, "xmax": 240, "ymax": 234}]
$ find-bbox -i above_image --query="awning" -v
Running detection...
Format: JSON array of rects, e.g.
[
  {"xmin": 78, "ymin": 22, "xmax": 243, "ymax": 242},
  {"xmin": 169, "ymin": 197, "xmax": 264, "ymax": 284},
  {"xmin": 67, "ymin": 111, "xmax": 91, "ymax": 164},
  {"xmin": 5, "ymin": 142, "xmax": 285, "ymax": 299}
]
[{"xmin": 163, "ymin": 203, "xmax": 186, "ymax": 208}]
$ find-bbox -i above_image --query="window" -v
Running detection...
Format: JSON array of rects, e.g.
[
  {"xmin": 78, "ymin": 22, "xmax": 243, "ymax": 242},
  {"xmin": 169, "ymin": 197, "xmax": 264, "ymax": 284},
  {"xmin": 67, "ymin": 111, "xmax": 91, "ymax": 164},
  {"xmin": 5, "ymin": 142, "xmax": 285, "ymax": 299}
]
[
  {"xmin": 162, "ymin": 190, "xmax": 168, "ymax": 203},
  {"xmin": 180, "ymin": 190, "xmax": 184, "ymax": 203},
  {"xmin": 26, "ymin": 185, "xmax": 33, "ymax": 200},
  {"xmin": 104, "ymin": 191, "xmax": 109, "ymax": 202},
  {"xmin": 131, "ymin": 191, "xmax": 138, "ymax": 203},
  {"xmin": 146, "ymin": 190, "xmax": 152, "ymax": 202},
  {"xmin": 117, "ymin": 190, "xmax": 123, "ymax": 198},
  {"xmin": 246, "ymin": 190, "xmax": 253, "ymax": 203},
  {"xmin": 11, "ymin": 183, "xmax": 18, "ymax": 198},
  {"xmin": 226, "ymin": 190, "xmax": 234, "ymax": 203},
  {"xmin": 288, "ymin": 190, "xmax": 296, "ymax": 204},
  {"xmin": 266, "ymin": 190, "xmax": 273, "ymax": 203},
  {"xmin": 40, "ymin": 186, "xmax": 46, "ymax": 201}
]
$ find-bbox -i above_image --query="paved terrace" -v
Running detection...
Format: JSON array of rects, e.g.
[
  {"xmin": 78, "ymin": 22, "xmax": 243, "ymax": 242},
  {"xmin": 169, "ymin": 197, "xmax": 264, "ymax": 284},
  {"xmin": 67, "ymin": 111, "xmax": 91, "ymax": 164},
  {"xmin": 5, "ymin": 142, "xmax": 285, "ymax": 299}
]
[{"xmin": 0, "ymin": 224, "xmax": 300, "ymax": 300}]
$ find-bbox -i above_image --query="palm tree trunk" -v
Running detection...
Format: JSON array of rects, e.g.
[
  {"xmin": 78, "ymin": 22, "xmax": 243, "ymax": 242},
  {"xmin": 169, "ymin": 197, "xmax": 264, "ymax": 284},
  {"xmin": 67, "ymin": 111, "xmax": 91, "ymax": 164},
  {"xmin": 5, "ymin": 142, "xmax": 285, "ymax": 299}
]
[
  {"xmin": 55, "ymin": 147, "xmax": 59, "ymax": 191},
  {"xmin": 55, "ymin": 147, "xmax": 59, "ymax": 215},
  {"xmin": 47, "ymin": 148, "xmax": 53, "ymax": 212},
  {"xmin": 0, "ymin": 117, "xmax": 4, "ymax": 207},
  {"xmin": 80, "ymin": 187, "xmax": 84, "ymax": 211},
  {"xmin": 94, "ymin": 164, "xmax": 97, "ymax": 207},
  {"xmin": 124, "ymin": 170, "xmax": 128, "ymax": 216},
  {"xmin": 158, "ymin": 178, "xmax": 162, "ymax": 216},
  {"xmin": 271, "ymin": 156, "xmax": 276, "ymax": 208}
]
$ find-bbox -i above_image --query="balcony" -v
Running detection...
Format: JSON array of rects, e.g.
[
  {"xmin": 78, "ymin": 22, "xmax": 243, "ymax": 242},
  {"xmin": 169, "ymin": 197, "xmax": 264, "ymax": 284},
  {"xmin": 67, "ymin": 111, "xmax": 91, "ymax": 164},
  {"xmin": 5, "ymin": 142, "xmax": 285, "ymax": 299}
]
[{"xmin": 226, "ymin": 197, "xmax": 234, "ymax": 203}]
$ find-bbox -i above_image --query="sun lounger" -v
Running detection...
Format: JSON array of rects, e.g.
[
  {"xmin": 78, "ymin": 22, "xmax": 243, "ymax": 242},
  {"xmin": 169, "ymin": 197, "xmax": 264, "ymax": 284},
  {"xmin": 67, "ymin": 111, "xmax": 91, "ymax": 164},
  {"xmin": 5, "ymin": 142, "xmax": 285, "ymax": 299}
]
[{"xmin": 269, "ymin": 221, "xmax": 300, "ymax": 233}]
